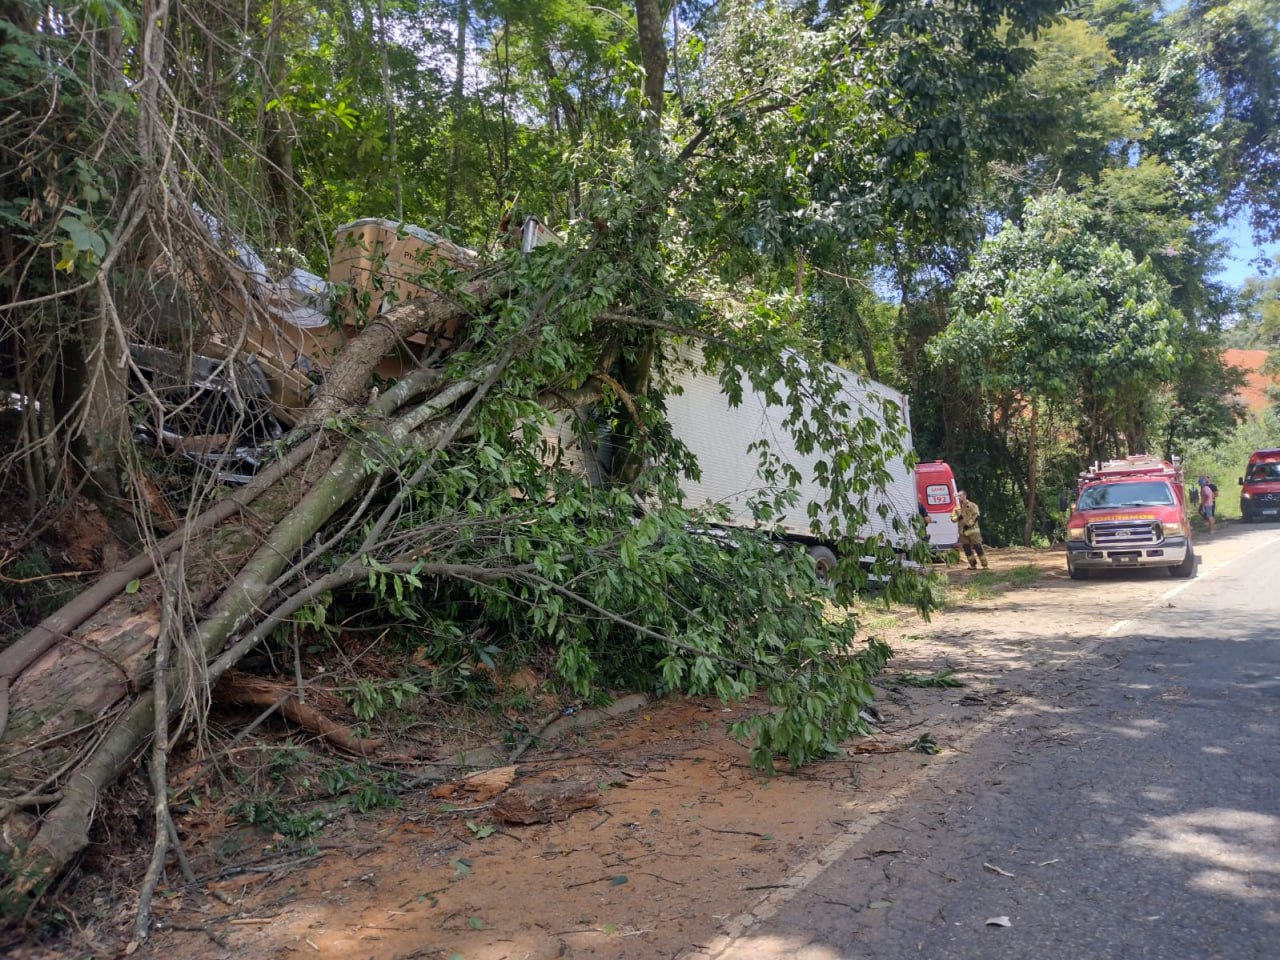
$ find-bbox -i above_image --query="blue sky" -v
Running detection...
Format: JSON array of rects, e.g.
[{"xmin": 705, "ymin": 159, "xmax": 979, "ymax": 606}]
[{"xmin": 1215, "ymin": 214, "xmax": 1278, "ymax": 290}]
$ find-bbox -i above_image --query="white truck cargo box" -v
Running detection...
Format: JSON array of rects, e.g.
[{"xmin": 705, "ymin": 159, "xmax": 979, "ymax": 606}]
[{"xmin": 661, "ymin": 348, "xmax": 918, "ymax": 550}]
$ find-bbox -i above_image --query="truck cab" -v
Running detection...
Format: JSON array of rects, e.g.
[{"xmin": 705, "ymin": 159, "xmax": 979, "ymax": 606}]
[
  {"xmin": 1239, "ymin": 448, "xmax": 1280, "ymax": 522},
  {"xmin": 1065, "ymin": 455, "xmax": 1195, "ymax": 580}
]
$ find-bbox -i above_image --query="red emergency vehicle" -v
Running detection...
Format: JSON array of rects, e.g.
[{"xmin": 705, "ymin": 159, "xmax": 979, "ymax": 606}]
[
  {"xmin": 915, "ymin": 460, "xmax": 959, "ymax": 549},
  {"xmin": 1239, "ymin": 448, "xmax": 1280, "ymax": 522},
  {"xmin": 1065, "ymin": 455, "xmax": 1195, "ymax": 580}
]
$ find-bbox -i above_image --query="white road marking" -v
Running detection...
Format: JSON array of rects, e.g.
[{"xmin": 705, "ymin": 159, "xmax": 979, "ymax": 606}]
[{"xmin": 1155, "ymin": 531, "xmax": 1280, "ymax": 606}]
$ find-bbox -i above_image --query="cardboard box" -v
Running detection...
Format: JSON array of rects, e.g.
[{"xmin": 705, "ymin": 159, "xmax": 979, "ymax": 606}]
[{"xmin": 330, "ymin": 218, "xmax": 479, "ymax": 322}]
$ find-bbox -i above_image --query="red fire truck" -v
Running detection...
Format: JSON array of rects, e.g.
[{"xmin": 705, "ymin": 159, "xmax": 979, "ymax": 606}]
[
  {"xmin": 1065, "ymin": 455, "xmax": 1195, "ymax": 580},
  {"xmin": 1239, "ymin": 447, "xmax": 1280, "ymax": 522}
]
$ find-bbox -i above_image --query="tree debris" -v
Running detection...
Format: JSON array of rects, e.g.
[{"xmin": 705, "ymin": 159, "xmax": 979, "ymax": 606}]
[{"xmin": 493, "ymin": 778, "xmax": 599, "ymax": 824}]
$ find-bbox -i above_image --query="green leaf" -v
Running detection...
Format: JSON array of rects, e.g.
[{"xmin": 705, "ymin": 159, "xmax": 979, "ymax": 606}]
[{"xmin": 59, "ymin": 216, "xmax": 105, "ymax": 258}]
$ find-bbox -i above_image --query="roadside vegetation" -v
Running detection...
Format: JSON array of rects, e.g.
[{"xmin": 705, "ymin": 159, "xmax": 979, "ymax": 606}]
[
  {"xmin": 1, "ymin": 0, "xmax": 1278, "ymax": 934},
  {"xmin": 1183, "ymin": 412, "xmax": 1280, "ymax": 521}
]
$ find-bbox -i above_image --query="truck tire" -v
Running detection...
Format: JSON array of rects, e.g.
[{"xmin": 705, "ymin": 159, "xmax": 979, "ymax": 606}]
[
  {"xmin": 1067, "ymin": 558, "xmax": 1089, "ymax": 580},
  {"xmin": 1169, "ymin": 546, "xmax": 1196, "ymax": 579},
  {"xmin": 807, "ymin": 545, "xmax": 838, "ymax": 585}
]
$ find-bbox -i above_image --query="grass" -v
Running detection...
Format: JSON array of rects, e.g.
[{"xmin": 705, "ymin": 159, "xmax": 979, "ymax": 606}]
[
  {"xmin": 864, "ymin": 612, "xmax": 902, "ymax": 631},
  {"xmin": 946, "ymin": 561, "xmax": 1045, "ymax": 605},
  {"xmin": 1005, "ymin": 563, "xmax": 1042, "ymax": 587}
]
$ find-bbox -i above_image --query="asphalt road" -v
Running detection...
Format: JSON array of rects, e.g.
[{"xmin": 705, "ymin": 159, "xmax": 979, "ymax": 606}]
[{"xmin": 693, "ymin": 525, "xmax": 1280, "ymax": 960}]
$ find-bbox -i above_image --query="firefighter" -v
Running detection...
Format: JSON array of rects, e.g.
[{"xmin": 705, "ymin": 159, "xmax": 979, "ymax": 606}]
[{"xmin": 951, "ymin": 489, "xmax": 988, "ymax": 569}]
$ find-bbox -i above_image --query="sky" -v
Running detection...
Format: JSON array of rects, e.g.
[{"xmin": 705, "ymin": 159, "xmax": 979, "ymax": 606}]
[{"xmin": 1216, "ymin": 213, "xmax": 1278, "ymax": 289}]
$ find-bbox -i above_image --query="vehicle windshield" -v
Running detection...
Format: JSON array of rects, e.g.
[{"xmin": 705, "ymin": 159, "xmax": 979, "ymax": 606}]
[
  {"xmin": 1077, "ymin": 480, "xmax": 1175, "ymax": 510},
  {"xmin": 1246, "ymin": 462, "xmax": 1280, "ymax": 482}
]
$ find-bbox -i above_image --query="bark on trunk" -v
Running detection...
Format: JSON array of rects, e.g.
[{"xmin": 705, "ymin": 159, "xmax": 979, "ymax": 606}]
[
  {"xmin": 0, "ymin": 446, "xmax": 335, "ymax": 789},
  {"xmin": 300, "ymin": 275, "xmax": 498, "ymax": 426},
  {"xmin": 634, "ymin": 0, "xmax": 668, "ymax": 128}
]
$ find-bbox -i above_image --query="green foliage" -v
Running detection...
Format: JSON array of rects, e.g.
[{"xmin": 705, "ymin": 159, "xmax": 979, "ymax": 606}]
[
  {"xmin": 1181, "ymin": 0, "xmax": 1280, "ymax": 240},
  {"xmin": 731, "ymin": 637, "xmax": 891, "ymax": 773},
  {"xmin": 229, "ymin": 797, "xmax": 325, "ymax": 839},
  {"xmin": 0, "ymin": 544, "xmax": 79, "ymax": 642},
  {"xmin": 344, "ymin": 678, "xmax": 421, "ymax": 724},
  {"xmin": 295, "ymin": 255, "xmax": 929, "ymax": 769},
  {"xmin": 907, "ymin": 732, "xmax": 941, "ymax": 755},
  {"xmin": 227, "ymin": 750, "xmax": 401, "ymax": 837},
  {"xmin": 1181, "ymin": 410, "xmax": 1280, "ymax": 519},
  {"xmin": 1233, "ymin": 275, "xmax": 1280, "ymax": 350},
  {"xmin": 929, "ymin": 190, "xmax": 1192, "ymax": 536}
]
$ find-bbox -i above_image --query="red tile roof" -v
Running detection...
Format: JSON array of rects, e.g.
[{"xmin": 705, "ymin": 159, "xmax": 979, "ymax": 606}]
[{"xmin": 1224, "ymin": 349, "xmax": 1278, "ymax": 412}]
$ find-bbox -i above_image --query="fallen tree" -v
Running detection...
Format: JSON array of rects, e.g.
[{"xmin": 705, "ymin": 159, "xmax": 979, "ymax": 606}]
[{"xmin": 0, "ymin": 224, "xmax": 914, "ymax": 919}]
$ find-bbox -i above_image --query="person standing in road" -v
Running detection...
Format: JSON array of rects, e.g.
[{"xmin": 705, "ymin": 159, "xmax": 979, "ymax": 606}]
[
  {"xmin": 951, "ymin": 490, "xmax": 988, "ymax": 569},
  {"xmin": 1198, "ymin": 476, "xmax": 1217, "ymax": 534}
]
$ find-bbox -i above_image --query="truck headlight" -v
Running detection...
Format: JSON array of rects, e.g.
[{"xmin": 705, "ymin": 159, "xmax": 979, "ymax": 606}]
[
  {"xmin": 1241, "ymin": 490, "xmax": 1252, "ymax": 500},
  {"xmin": 1067, "ymin": 528, "xmax": 1085, "ymax": 541},
  {"xmin": 1162, "ymin": 521, "xmax": 1184, "ymax": 536}
]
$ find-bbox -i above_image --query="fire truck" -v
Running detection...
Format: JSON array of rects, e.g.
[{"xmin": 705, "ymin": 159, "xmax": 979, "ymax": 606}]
[
  {"xmin": 1239, "ymin": 447, "xmax": 1280, "ymax": 522},
  {"xmin": 1064, "ymin": 455, "xmax": 1195, "ymax": 580}
]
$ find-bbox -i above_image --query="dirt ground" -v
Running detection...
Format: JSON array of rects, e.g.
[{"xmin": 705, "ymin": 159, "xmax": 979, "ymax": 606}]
[{"xmin": 11, "ymin": 544, "xmax": 1135, "ymax": 960}]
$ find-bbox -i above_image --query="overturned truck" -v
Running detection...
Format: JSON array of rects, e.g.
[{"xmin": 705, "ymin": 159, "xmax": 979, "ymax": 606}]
[{"xmin": 130, "ymin": 216, "xmax": 491, "ymax": 480}]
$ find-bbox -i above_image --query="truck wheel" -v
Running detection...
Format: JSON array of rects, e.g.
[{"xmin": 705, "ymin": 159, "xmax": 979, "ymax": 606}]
[
  {"xmin": 1169, "ymin": 547, "xmax": 1196, "ymax": 579},
  {"xmin": 807, "ymin": 545, "xmax": 838, "ymax": 585},
  {"xmin": 1068, "ymin": 559, "xmax": 1089, "ymax": 581}
]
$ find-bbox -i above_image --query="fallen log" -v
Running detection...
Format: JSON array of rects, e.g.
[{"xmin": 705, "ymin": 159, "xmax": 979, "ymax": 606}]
[
  {"xmin": 216, "ymin": 672, "xmax": 385, "ymax": 755},
  {"xmin": 0, "ymin": 431, "xmax": 326, "ymax": 744},
  {"xmin": 0, "ymin": 444, "xmax": 335, "ymax": 793}
]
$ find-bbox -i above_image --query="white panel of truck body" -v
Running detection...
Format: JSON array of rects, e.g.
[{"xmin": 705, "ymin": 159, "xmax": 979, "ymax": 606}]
[
  {"xmin": 662, "ymin": 349, "xmax": 918, "ymax": 549},
  {"xmin": 536, "ymin": 407, "xmax": 606, "ymax": 485},
  {"xmin": 926, "ymin": 511, "xmax": 960, "ymax": 549}
]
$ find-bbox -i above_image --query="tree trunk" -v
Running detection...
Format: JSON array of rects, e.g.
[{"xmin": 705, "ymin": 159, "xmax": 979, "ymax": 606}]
[
  {"xmin": 262, "ymin": 0, "xmax": 296, "ymax": 236},
  {"xmin": 1023, "ymin": 400, "xmax": 1038, "ymax": 547},
  {"xmin": 377, "ymin": 0, "xmax": 403, "ymax": 221},
  {"xmin": 0, "ymin": 444, "xmax": 336, "ymax": 788},
  {"xmin": 604, "ymin": 1, "xmax": 672, "ymax": 485},
  {"xmin": 0, "ymin": 231, "xmax": 628, "ymax": 922},
  {"xmin": 444, "ymin": 0, "xmax": 468, "ymax": 225},
  {"xmin": 634, "ymin": 0, "xmax": 668, "ymax": 129}
]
